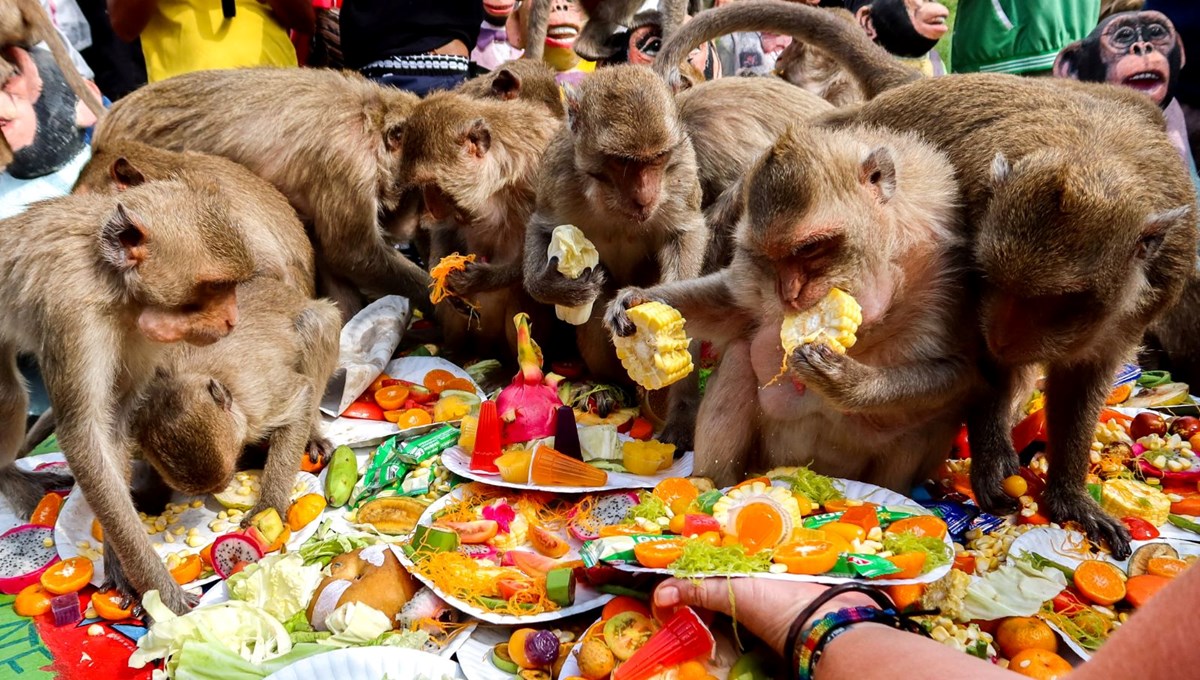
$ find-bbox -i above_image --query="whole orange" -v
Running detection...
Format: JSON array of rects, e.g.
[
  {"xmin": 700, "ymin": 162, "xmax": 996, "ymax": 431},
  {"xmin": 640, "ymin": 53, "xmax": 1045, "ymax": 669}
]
[
  {"xmin": 995, "ymin": 617, "xmax": 1058, "ymax": 659},
  {"xmin": 1008, "ymin": 649, "xmax": 1073, "ymax": 679}
]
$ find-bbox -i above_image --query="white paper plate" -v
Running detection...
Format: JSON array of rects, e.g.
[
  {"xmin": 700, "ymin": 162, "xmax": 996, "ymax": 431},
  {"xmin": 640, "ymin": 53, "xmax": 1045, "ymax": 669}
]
[
  {"xmin": 609, "ymin": 479, "xmax": 954, "ymax": 586},
  {"xmin": 55, "ymin": 471, "xmax": 322, "ymax": 588},
  {"xmin": 1006, "ymin": 526, "xmax": 1200, "ymax": 572},
  {"xmin": 456, "ymin": 626, "xmax": 519, "ymax": 680},
  {"xmin": 321, "ymin": 356, "xmax": 486, "ymax": 449},
  {"xmin": 265, "ymin": 646, "xmax": 464, "ymax": 680},
  {"xmin": 442, "ymin": 447, "xmax": 695, "ymax": 492},
  {"xmin": 400, "ymin": 486, "xmax": 614, "ymax": 624}
]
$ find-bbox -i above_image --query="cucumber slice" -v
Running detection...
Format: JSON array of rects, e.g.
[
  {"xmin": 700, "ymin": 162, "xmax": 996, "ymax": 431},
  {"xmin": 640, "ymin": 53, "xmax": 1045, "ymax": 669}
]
[{"xmin": 491, "ymin": 643, "xmax": 520, "ymax": 674}]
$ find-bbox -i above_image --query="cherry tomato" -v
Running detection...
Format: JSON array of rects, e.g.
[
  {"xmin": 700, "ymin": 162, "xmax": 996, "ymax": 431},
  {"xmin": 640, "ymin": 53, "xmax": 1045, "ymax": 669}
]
[
  {"xmin": 343, "ymin": 400, "xmax": 385, "ymax": 421},
  {"xmin": 1121, "ymin": 516, "xmax": 1160, "ymax": 541},
  {"xmin": 1052, "ymin": 588, "xmax": 1088, "ymax": 615},
  {"xmin": 1012, "ymin": 409, "xmax": 1047, "ymax": 454}
]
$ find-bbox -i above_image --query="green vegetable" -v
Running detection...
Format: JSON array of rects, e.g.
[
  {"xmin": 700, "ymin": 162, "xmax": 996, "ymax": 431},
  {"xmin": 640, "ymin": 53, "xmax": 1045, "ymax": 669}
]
[
  {"xmin": 1018, "ymin": 551, "xmax": 1077, "ymax": 580},
  {"xmin": 325, "ymin": 445, "xmax": 358, "ymax": 507},
  {"xmin": 288, "ymin": 631, "xmax": 331, "ymax": 644},
  {"xmin": 729, "ymin": 650, "xmax": 772, "ymax": 680},
  {"xmin": 476, "ymin": 595, "xmax": 536, "ymax": 611},
  {"xmin": 1138, "ymin": 370, "xmax": 1172, "ymax": 388},
  {"xmin": 625, "ymin": 490, "xmax": 668, "ymax": 524},
  {"xmin": 670, "ymin": 541, "xmax": 772, "ymax": 576},
  {"xmin": 323, "ymin": 602, "xmax": 392, "ymax": 648},
  {"xmin": 1087, "ymin": 483, "xmax": 1103, "ymax": 504},
  {"xmin": 226, "ymin": 553, "xmax": 324, "ymax": 623},
  {"xmin": 777, "ymin": 466, "xmax": 845, "ymax": 504},
  {"xmin": 881, "ymin": 531, "xmax": 951, "ymax": 573},
  {"xmin": 546, "ymin": 567, "xmax": 576, "ymax": 607},
  {"xmin": 297, "ymin": 520, "xmax": 381, "ymax": 567},
  {"xmin": 281, "ymin": 611, "xmax": 313, "ymax": 635},
  {"xmin": 1040, "ymin": 610, "xmax": 1107, "ymax": 652},
  {"xmin": 695, "ymin": 489, "xmax": 723, "ymax": 515},
  {"xmin": 168, "ymin": 641, "xmax": 330, "ymax": 680},
  {"xmin": 1169, "ymin": 514, "xmax": 1200, "ymax": 535},
  {"xmin": 597, "ymin": 584, "xmax": 650, "ymax": 600}
]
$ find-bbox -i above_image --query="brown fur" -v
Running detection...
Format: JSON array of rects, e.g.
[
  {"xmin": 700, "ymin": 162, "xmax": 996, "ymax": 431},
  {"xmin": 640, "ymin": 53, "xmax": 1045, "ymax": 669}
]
[
  {"xmin": 674, "ymin": 0, "xmax": 1198, "ymax": 556},
  {"xmin": 524, "ymin": 65, "xmax": 709, "ymax": 449},
  {"xmin": 456, "ymin": 59, "xmax": 566, "ymax": 118},
  {"xmin": 0, "ymin": 0, "xmax": 107, "ymax": 168},
  {"xmin": 677, "ymin": 76, "xmax": 833, "ymax": 209},
  {"xmin": 773, "ymin": 8, "xmax": 863, "ymax": 106},
  {"xmin": 401, "ymin": 91, "xmax": 562, "ymax": 359},
  {"xmin": 75, "ymin": 142, "xmax": 316, "ymax": 296},
  {"xmin": 130, "ymin": 277, "xmax": 340, "ymax": 520},
  {"xmin": 0, "ymin": 184, "xmax": 256, "ymax": 614},
  {"xmin": 92, "ymin": 67, "xmax": 428, "ymax": 320},
  {"xmin": 607, "ymin": 124, "xmax": 974, "ymax": 490}
]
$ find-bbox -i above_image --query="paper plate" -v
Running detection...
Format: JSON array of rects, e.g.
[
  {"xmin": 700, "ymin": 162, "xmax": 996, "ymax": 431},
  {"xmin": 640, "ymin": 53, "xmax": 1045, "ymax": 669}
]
[
  {"xmin": 55, "ymin": 471, "xmax": 322, "ymax": 588},
  {"xmin": 400, "ymin": 486, "xmax": 614, "ymax": 624},
  {"xmin": 607, "ymin": 479, "xmax": 954, "ymax": 586},
  {"xmin": 456, "ymin": 626, "xmax": 519, "ymax": 680},
  {"xmin": 264, "ymin": 646, "xmax": 464, "ymax": 680},
  {"xmin": 442, "ymin": 446, "xmax": 694, "ymax": 493},
  {"xmin": 1006, "ymin": 526, "xmax": 1200, "ymax": 573},
  {"xmin": 321, "ymin": 356, "xmax": 486, "ymax": 449}
]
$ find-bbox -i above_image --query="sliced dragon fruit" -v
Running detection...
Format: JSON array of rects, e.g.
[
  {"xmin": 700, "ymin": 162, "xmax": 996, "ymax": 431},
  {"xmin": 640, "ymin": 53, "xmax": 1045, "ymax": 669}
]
[
  {"xmin": 211, "ymin": 532, "xmax": 264, "ymax": 579},
  {"xmin": 457, "ymin": 543, "xmax": 498, "ymax": 562},
  {"xmin": 0, "ymin": 524, "xmax": 61, "ymax": 594},
  {"xmin": 567, "ymin": 491, "xmax": 639, "ymax": 542}
]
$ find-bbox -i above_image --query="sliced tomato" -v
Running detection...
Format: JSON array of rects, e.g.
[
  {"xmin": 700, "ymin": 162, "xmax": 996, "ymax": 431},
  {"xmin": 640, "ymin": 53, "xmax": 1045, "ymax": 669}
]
[
  {"xmin": 394, "ymin": 380, "xmax": 435, "ymax": 404},
  {"xmin": 497, "ymin": 578, "xmax": 533, "ymax": 600},
  {"xmin": 343, "ymin": 400, "xmax": 385, "ymax": 421},
  {"xmin": 1052, "ymin": 588, "xmax": 1088, "ymax": 615},
  {"xmin": 1012, "ymin": 409, "xmax": 1047, "ymax": 453},
  {"xmin": 1121, "ymin": 517, "xmax": 1160, "ymax": 541},
  {"xmin": 953, "ymin": 552, "xmax": 977, "ymax": 574}
]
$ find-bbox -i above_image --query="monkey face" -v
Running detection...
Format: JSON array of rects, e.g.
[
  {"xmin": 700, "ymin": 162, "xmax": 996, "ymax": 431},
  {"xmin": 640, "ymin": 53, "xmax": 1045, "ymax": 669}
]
[
  {"xmin": 593, "ymin": 152, "xmax": 672, "ymax": 223},
  {"xmin": 482, "ymin": 0, "xmax": 517, "ymax": 21},
  {"xmin": 1101, "ymin": 12, "xmax": 1179, "ymax": 105},
  {"xmin": 135, "ymin": 373, "xmax": 241, "ymax": 496}
]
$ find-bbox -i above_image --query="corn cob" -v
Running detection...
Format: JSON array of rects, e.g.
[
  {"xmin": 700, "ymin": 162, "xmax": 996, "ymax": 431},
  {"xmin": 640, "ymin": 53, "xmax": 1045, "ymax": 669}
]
[
  {"xmin": 548, "ymin": 225, "xmax": 599, "ymax": 325},
  {"xmin": 781, "ymin": 288, "xmax": 863, "ymax": 355},
  {"xmin": 612, "ymin": 301, "xmax": 693, "ymax": 390}
]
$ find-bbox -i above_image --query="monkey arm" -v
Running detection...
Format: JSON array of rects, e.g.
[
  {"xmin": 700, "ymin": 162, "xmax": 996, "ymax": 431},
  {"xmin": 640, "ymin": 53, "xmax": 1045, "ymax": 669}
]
[
  {"xmin": 246, "ymin": 384, "xmax": 312, "ymax": 521},
  {"xmin": 657, "ymin": 218, "xmax": 708, "ymax": 283},
  {"xmin": 606, "ymin": 273, "xmax": 752, "ymax": 346},
  {"xmin": 966, "ymin": 364, "xmax": 1026, "ymax": 515},
  {"xmin": 523, "ymin": 216, "xmax": 606, "ymax": 307},
  {"xmin": 0, "ymin": 343, "xmax": 28, "ymax": 465},
  {"xmin": 1042, "ymin": 357, "xmax": 1132, "ymax": 558},
  {"xmin": 41, "ymin": 331, "xmax": 192, "ymax": 612},
  {"xmin": 790, "ymin": 343, "xmax": 972, "ymax": 416}
]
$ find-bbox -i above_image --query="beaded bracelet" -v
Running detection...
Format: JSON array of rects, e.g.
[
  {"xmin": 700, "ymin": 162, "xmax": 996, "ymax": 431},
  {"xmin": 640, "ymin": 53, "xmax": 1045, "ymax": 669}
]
[{"xmin": 783, "ymin": 584, "xmax": 895, "ymax": 680}]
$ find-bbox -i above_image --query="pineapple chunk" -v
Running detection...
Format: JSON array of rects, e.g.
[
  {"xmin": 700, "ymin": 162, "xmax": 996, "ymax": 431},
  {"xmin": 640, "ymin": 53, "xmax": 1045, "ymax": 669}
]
[
  {"xmin": 612, "ymin": 301, "xmax": 694, "ymax": 390},
  {"xmin": 781, "ymin": 288, "xmax": 863, "ymax": 355},
  {"xmin": 1101, "ymin": 478, "xmax": 1170, "ymax": 526}
]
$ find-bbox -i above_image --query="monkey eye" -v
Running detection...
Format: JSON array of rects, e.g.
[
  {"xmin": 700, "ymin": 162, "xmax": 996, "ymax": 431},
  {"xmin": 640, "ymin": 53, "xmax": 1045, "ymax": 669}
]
[
  {"xmin": 1147, "ymin": 24, "xmax": 1168, "ymax": 40},
  {"xmin": 1112, "ymin": 26, "xmax": 1137, "ymax": 46}
]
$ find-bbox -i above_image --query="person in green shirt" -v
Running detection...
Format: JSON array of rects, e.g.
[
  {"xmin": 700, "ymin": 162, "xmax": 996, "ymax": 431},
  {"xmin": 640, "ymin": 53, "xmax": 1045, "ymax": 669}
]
[{"xmin": 952, "ymin": 0, "xmax": 1101, "ymax": 75}]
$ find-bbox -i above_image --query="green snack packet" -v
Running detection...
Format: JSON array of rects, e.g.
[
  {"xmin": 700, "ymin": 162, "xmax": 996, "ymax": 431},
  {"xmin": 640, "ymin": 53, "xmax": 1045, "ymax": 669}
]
[
  {"xmin": 400, "ymin": 466, "xmax": 435, "ymax": 496},
  {"xmin": 396, "ymin": 425, "xmax": 460, "ymax": 465},
  {"xmin": 802, "ymin": 511, "xmax": 842, "ymax": 529},
  {"xmin": 825, "ymin": 554, "xmax": 857, "ymax": 579},
  {"xmin": 696, "ymin": 489, "xmax": 723, "ymax": 515},
  {"xmin": 350, "ymin": 441, "xmax": 409, "ymax": 507},
  {"xmin": 845, "ymin": 553, "xmax": 902, "ymax": 579},
  {"xmin": 580, "ymin": 535, "xmax": 669, "ymax": 567},
  {"xmin": 875, "ymin": 507, "xmax": 921, "ymax": 527}
]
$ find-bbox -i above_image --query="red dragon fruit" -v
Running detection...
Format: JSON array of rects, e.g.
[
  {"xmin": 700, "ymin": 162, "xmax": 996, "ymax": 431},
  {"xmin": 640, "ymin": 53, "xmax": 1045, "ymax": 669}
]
[
  {"xmin": 210, "ymin": 532, "xmax": 264, "ymax": 579},
  {"xmin": 496, "ymin": 313, "xmax": 563, "ymax": 445},
  {"xmin": 0, "ymin": 524, "xmax": 61, "ymax": 594}
]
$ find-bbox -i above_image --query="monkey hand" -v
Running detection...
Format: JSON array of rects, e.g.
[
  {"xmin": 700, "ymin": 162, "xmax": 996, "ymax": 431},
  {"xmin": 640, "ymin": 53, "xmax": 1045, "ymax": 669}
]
[
  {"xmin": 534, "ymin": 260, "xmax": 606, "ymax": 308},
  {"xmin": 1042, "ymin": 490, "xmax": 1133, "ymax": 560},
  {"xmin": 445, "ymin": 261, "xmax": 499, "ymax": 299},
  {"xmin": 604, "ymin": 287, "xmax": 665, "ymax": 337},
  {"xmin": 969, "ymin": 446, "xmax": 1021, "ymax": 515},
  {"xmin": 787, "ymin": 341, "xmax": 868, "ymax": 407},
  {"xmin": 306, "ymin": 434, "xmax": 332, "ymax": 466},
  {"xmin": 103, "ymin": 538, "xmax": 199, "ymax": 614}
]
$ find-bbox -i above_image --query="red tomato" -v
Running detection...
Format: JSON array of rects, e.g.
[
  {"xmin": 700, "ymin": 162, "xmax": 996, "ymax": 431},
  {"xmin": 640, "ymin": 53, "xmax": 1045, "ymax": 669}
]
[
  {"xmin": 395, "ymin": 380, "xmax": 435, "ymax": 404},
  {"xmin": 1052, "ymin": 589, "xmax": 1088, "ymax": 615},
  {"xmin": 952, "ymin": 425, "xmax": 970, "ymax": 459},
  {"xmin": 343, "ymin": 400, "xmax": 385, "ymax": 421},
  {"xmin": 497, "ymin": 578, "xmax": 532, "ymax": 600},
  {"xmin": 1012, "ymin": 410, "xmax": 1047, "ymax": 453},
  {"xmin": 1121, "ymin": 517, "xmax": 1160, "ymax": 541},
  {"xmin": 953, "ymin": 552, "xmax": 977, "ymax": 575}
]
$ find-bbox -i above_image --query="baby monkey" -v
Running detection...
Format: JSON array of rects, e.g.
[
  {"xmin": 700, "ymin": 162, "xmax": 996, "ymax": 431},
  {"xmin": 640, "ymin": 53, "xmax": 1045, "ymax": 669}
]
[
  {"xmin": 129, "ymin": 277, "xmax": 340, "ymax": 521},
  {"xmin": 607, "ymin": 123, "xmax": 976, "ymax": 489}
]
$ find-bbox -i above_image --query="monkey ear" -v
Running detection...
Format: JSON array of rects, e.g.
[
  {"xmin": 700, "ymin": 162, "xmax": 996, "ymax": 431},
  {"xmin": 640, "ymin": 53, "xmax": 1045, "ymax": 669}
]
[
  {"xmin": 491, "ymin": 69, "xmax": 522, "ymax": 101},
  {"xmin": 461, "ymin": 118, "xmax": 491, "ymax": 158},
  {"xmin": 1136, "ymin": 206, "xmax": 1191, "ymax": 260},
  {"xmin": 860, "ymin": 147, "xmax": 897, "ymax": 202},
  {"xmin": 110, "ymin": 157, "xmax": 147, "ymax": 190},
  {"xmin": 100, "ymin": 204, "xmax": 149, "ymax": 270},
  {"xmin": 564, "ymin": 84, "xmax": 582, "ymax": 132},
  {"xmin": 855, "ymin": 7, "xmax": 877, "ymax": 41},
  {"xmin": 384, "ymin": 124, "xmax": 405, "ymax": 153},
  {"xmin": 990, "ymin": 153, "xmax": 1012, "ymax": 188},
  {"xmin": 1053, "ymin": 42, "xmax": 1084, "ymax": 79}
]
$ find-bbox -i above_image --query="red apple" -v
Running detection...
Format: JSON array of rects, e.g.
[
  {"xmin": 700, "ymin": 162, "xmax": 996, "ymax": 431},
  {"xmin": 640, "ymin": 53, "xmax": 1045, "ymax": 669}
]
[{"xmin": 1130, "ymin": 412, "xmax": 1167, "ymax": 441}]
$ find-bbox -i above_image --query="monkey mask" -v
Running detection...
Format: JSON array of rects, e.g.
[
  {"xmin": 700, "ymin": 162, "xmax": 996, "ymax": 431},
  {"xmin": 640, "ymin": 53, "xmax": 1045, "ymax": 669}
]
[
  {"xmin": 1054, "ymin": 11, "xmax": 1184, "ymax": 109},
  {"xmin": 483, "ymin": 0, "xmax": 519, "ymax": 26},
  {"xmin": 0, "ymin": 46, "xmax": 97, "ymax": 179},
  {"xmin": 848, "ymin": 0, "xmax": 949, "ymax": 59}
]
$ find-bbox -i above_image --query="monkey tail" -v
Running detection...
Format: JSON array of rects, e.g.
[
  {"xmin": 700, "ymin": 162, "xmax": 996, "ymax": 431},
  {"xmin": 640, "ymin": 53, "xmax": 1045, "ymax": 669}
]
[
  {"xmin": 522, "ymin": 0, "xmax": 550, "ymax": 61},
  {"xmin": 41, "ymin": 21, "xmax": 108, "ymax": 121},
  {"xmin": 652, "ymin": 0, "xmax": 919, "ymax": 99}
]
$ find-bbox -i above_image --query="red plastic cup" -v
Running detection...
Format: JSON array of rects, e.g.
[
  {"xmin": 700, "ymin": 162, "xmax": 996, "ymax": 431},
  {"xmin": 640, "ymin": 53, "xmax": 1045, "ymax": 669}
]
[
  {"xmin": 613, "ymin": 607, "xmax": 715, "ymax": 680},
  {"xmin": 471, "ymin": 400, "xmax": 503, "ymax": 473}
]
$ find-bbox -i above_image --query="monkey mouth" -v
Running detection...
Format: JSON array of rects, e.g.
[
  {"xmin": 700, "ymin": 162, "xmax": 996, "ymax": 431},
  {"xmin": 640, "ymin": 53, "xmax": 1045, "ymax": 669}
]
[
  {"xmin": 915, "ymin": 6, "xmax": 951, "ymax": 40},
  {"xmin": 546, "ymin": 24, "xmax": 581, "ymax": 49},
  {"xmin": 1124, "ymin": 70, "xmax": 1166, "ymax": 94},
  {"xmin": 482, "ymin": 1, "xmax": 514, "ymax": 17}
]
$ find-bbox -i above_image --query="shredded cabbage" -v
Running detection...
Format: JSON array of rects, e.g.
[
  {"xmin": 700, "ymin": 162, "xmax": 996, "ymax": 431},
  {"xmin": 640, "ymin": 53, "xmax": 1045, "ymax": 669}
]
[
  {"xmin": 322, "ymin": 602, "xmax": 393, "ymax": 648},
  {"xmin": 298, "ymin": 520, "xmax": 382, "ymax": 566},
  {"xmin": 226, "ymin": 552, "xmax": 324, "ymax": 623},
  {"xmin": 959, "ymin": 558, "xmax": 1068, "ymax": 622},
  {"xmin": 777, "ymin": 466, "xmax": 844, "ymax": 504},
  {"xmin": 671, "ymin": 541, "xmax": 773, "ymax": 576},
  {"xmin": 882, "ymin": 531, "xmax": 951, "ymax": 573},
  {"xmin": 625, "ymin": 491, "xmax": 669, "ymax": 524}
]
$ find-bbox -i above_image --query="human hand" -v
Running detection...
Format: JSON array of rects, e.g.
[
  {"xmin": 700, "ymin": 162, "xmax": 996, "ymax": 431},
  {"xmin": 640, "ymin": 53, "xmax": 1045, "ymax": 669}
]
[{"xmin": 652, "ymin": 578, "xmax": 876, "ymax": 656}]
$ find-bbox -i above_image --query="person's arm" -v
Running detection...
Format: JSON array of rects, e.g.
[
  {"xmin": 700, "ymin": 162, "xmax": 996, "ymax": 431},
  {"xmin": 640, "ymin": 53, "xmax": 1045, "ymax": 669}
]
[
  {"xmin": 262, "ymin": 0, "xmax": 315, "ymax": 34},
  {"xmin": 106, "ymin": 0, "xmax": 157, "ymax": 42}
]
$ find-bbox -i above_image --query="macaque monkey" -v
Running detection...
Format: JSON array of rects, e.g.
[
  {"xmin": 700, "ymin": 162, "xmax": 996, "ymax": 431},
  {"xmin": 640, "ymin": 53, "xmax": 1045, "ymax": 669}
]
[
  {"xmin": 606, "ymin": 124, "xmax": 973, "ymax": 489},
  {"xmin": 75, "ymin": 142, "xmax": 316, "ymax": 296},
  {"xmin": 774, "ymin": 8, "xmax": 864, "ymax": 106},
  {"xmin": 0, "ymin": 0, "xmax": 106, "ymax": 168},
  {"xmin": 456, "ymin": 58, "xmax": 566, "ymax": 118},
  {"xmin": 93, "ymin": 67, "xmax": 428, "ymax": 319},
  {"xmin": 400, "ymin": 91, "xmax": 563, "ymax": 358},
  {"xmin": 130, "ymin": 277, "xmax": 340, "ymax": 522},
  {"xmin": 0, "ymin": 183, "xmax": 256, "ymax": 614},
  {"xmin": 656, "ymin": 0, "xmax": 1199, "ymax": 556},
  {"xmin": 524, "ymin": 65, "xmax": 708, "ymax": 449}
]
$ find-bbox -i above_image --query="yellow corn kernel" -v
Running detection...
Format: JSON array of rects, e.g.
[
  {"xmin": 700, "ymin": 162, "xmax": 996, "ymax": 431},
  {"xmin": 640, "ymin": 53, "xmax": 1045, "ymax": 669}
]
[
  {"xmin": 612, "ymin": 301, "xmax": 694, "ymax": 390},
  {"xmin": 781, "ymin": 288, "xmax": 863, "ymax": 355}
]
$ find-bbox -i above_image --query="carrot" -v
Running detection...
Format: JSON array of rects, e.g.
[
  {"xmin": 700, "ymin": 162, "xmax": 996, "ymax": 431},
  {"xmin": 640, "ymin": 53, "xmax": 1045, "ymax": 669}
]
[
  {"xmin": 1124, "ymin": 574, "xmax": 1171, "ymax": 608},
  {"xmin": 884, "ymin": 583, "xmax": 926, "ymax": 610},
  {"xmin": 628, "ymin": 417, "xmax": 654, "ymax": 441},
  {"xmin": 1073, "ymin": 560, "xmax": 1126, "ymax": 606},
  {"xmin": 883, "ymin": 552, "xmax": 927, "ymax": 580},
  {"xmin": 429, "ymin": 253, "xmax": 478, "ymax": 307},
  {"xmin": 1170, "ymin": 496, "xmax": 1200, "ymax": 516}
]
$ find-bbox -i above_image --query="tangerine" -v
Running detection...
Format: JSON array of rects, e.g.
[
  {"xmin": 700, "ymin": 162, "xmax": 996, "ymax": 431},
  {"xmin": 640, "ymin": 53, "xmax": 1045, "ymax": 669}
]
[
  {"xmin": 1073, "ymin": 560, "xmax": 1126, "ymax": 606},
  {"xmin": 995, "ymin": 617, "xmax": 1058, "ymax": 659},
  {"xmin": 653, "ymin": 477, "xmax": 699, "ymax": 515},
  {"xmin": 1008, "ymin": 649, "xmax": 1072, "ymax": 679}
]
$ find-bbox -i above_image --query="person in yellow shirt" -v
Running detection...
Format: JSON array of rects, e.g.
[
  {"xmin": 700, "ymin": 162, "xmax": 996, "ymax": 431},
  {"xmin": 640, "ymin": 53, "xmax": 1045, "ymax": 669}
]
[{"xmin": 108, "ymin": 0, "xmax": 314, "ymax": 81}]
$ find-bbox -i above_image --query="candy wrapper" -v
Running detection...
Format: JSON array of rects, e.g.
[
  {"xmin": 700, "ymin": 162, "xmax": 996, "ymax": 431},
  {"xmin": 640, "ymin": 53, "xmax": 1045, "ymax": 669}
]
[
  {"xmin": 581, "ymin": 535, "xmax": 673, "ymax": 568},
  {"xmin": 396, "ymin": 425, "xmax": 460, "ymax": 466},
  {"xmin": 350, "ymin": 427, "xmax": 459, "ymax": 506},
  {"xmin": 320, "ymin": 295, "xmax": 411, "ymax": 418},
  {"xmin": 802, "ymin": 506, "xmax": 921, "ymax": 530}
]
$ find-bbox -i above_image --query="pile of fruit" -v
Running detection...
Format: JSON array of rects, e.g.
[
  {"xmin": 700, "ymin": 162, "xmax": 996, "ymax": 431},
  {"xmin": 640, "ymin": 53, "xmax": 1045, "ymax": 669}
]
[{"xmin": 342, "ymin": 368, "xmax": 480, "ymax": 427}]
